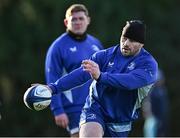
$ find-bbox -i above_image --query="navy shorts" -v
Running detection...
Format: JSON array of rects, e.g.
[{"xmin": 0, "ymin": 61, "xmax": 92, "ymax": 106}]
[
  {"xmin": 80, "ymin": 108, "xmax": 131, "ymax": 137},
  {"xmin": 66, "ymin": 112, "xmax": 81, "ymax": 135}
]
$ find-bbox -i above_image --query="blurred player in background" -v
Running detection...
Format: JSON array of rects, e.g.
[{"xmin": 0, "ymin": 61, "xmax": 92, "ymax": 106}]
[
  {"xmin": 45, "ymin": 4, "xmax": 103, "ymax": 137},
  {"xmin": 44, "ymin": 20, "xmax": 158, "ymax": 137},
  {"xmin": 143, "ymin": 69, "xmax": 169, "ymax": 137}
]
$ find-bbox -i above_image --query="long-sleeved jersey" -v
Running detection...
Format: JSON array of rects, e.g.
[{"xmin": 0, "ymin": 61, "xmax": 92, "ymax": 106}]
[
  {"xmin": 45, "ymin": 32, "xmax": 103, "ymax": 115},
  {"xmin": 49, "ymin": 45, "xmax": 158, "ymax": 123}
]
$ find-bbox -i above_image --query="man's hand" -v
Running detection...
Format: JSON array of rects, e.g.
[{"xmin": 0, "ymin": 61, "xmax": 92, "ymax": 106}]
[
  {"xmin": 55, "ymin": 113, "xmax": 69, "ymax": 128},
  {"xmin": 82, "ymin": 60, "xmax": 100, "ymax": 80}
]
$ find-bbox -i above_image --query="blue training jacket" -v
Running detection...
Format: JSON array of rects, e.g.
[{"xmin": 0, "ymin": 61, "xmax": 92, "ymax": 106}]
[
  {"xmin": 49, "ymin": 45, "xmax": 158, "ymax": 123},
  {"xmin": 45, "ymin": 32, "xmax": 103, "ymax": 115}
]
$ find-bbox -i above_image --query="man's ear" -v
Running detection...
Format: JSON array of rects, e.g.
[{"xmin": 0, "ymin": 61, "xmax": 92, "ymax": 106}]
[
  {"xmin": 140, "ymin": 43, "xmax": 144, "ymax": 47},
  {"xmin": 64, "ymin": 19, "xmax": 68, "ymax": 27},
  {"xmin": 87, "ymin": 17, "xmax": 91, "ymax": 25}
]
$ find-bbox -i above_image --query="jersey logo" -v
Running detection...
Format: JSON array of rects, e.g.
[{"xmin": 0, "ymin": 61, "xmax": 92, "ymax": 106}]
[
  {"xmin": 92, "ymin": 44, "xmax": 100, "ymax": 51},
  {"xmin": 108, "ymin": 61, "xmax": 114, "ymax": 67},
  {"xmin": 69, "ymin": 46, "xmax": 77, "ymax": 52},
  {"xmin": 127, "ymin": 62, "xmax": 135, "ymax": 70}
]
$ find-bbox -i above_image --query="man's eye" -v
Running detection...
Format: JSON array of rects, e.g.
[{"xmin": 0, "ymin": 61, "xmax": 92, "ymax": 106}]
[
  {"xmin": 72, "ymin": 18, "xmax": 77, "ymax": 22},
  {"xmin": 79, "ymin": 17, "xmax": 85, "ymax": 21}
]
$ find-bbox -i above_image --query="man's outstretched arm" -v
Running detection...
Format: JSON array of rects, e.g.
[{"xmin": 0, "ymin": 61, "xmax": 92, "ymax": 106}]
[{"xmin": 48, "ymin": 67, "xmax": 91, "ymax": 94}]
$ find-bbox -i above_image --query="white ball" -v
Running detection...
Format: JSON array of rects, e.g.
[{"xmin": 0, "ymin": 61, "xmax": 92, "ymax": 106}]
[{"xmin": 23, "ymin": 85, "xmax": 52, "ymax": 111}]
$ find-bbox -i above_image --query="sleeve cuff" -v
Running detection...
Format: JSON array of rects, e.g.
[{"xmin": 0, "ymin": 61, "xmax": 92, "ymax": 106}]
[
  {"xmin": 48, "ymin": 84, "xmax": 58, "ymax": 94},
  {"xmin": 96, "ymin": 72, "xmax": 102, "ymax": 82},
  {"xmin": 52, "ymin": 108, "xmax": 64, "ymax": 116},
  {"xmin": 97, "ymin": 72, "xmax": 107, "ymax": 83}
]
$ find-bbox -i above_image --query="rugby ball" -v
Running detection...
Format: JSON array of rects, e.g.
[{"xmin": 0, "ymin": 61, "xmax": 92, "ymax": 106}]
[{"xmin": 23, "ymin": 85, "xmax": 52, "ymax": 111}]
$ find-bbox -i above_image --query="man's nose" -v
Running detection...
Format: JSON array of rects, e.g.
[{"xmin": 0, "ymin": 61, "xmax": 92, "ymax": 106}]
[{"xmin": 75, "ymin": 18, "xmax": 82, "ymax": 23}]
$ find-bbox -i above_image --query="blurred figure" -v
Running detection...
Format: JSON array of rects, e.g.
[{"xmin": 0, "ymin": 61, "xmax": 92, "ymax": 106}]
[
  {"xmin": 143, "ymin": 69, "xmax": 169, "ymax": 137},
  {"xmin": 45, "ymin": 4, "xmax": 103, "ymax": 137}
]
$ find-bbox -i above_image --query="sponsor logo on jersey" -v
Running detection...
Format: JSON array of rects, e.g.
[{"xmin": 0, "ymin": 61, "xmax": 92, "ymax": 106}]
[
  {"xmin": 127, "ymin": 62, "xmax": 135, "ymax": 70},
  {"xmin": 108, "ymin": 61, "xmax": 114, "ymax": 67},
  {"xmin": 69, "ymin": 46, "xmax": 77, "ymax": 52}
]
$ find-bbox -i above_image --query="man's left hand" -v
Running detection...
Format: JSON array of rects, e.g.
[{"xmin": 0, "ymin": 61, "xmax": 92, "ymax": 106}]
[{"xmin": 82, "ymin": 60, "xmax": 100, "ymax": 80}]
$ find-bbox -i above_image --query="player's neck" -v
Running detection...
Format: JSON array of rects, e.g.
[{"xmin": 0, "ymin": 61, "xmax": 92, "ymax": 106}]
[{"xmin": 67, "ymin": 30, "xmax": 87, "ymax": 41}]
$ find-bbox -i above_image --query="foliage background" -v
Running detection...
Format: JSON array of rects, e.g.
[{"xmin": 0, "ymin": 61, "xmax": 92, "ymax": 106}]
[{"xmin": 0, "ymin": 0, "xmax": 180, "ymax": 136}]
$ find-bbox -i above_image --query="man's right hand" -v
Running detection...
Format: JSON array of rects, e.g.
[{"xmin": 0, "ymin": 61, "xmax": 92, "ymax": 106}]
[{"xmin": 54, "ymin": 113, "xmax": 69, "ymax": 128}]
